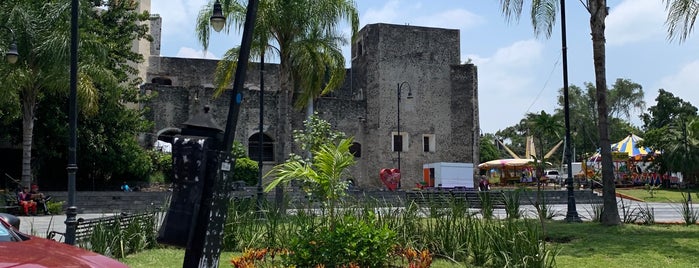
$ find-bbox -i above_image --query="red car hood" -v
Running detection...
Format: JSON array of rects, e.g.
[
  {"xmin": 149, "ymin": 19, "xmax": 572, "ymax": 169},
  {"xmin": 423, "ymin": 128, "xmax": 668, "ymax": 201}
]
[{"xmin": 0, "ymin": 237, "xmax": 128, "ymax": 267}]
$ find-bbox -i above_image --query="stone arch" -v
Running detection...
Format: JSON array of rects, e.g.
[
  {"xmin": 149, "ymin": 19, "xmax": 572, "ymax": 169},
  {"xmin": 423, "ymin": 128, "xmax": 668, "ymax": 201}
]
[
  {"xmin": 156, "ymin": 127, "xmax": 180, "ymax": 144},
  {"xmin": 248, "ymin": 132, "xmax": 274, "ymax": 162},
  {"xmin": 349, "ymin": 142, "xmax": 361, "ymax": 157},
  {"xmin": 151, "ymin": 76, "xmax": 172, "ymax": 85}
]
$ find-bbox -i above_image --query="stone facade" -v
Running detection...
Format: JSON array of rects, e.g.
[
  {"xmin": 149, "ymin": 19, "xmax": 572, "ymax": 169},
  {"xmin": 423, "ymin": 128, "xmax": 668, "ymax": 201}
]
[{"xmin": 142, "ymin": 23, "xmax": 479, "ymax": 189}]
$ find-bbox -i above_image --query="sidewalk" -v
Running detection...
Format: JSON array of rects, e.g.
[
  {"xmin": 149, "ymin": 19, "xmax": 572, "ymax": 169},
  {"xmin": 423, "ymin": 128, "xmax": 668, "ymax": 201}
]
[{"xmin": 16, "ymin": 213, "xmax": 118, "ymax": 238}]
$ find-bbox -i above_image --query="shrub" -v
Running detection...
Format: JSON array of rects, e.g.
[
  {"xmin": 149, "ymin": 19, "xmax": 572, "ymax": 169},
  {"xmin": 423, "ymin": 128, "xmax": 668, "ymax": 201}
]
[
  {"xmin": 283, "ymin": 214, "xmax": 397, "ymax": 267},
  {"xmin": 149, "ymin": 151, "xmax": 172, "ymax": 183},
  {"xmin": 47, "ymin": 201, "xmax": 64, "ymax": 215},
  {"xmin": 232, "ymin": 157, "xmax": 259, "ymax": 186}
]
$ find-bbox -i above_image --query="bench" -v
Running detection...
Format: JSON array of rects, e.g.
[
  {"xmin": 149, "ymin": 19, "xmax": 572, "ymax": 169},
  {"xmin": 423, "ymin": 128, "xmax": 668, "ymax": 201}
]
[
  {"xmin": 405, "ymin": 189, "xmax": 505, "ymax": 209},
  {"xmin": 1, "ymin": 193, "xmax": 20, "ymax": 215},
  {"xmin": 48, "ymin": 212, "xmax": 157, "ymax": 244}
]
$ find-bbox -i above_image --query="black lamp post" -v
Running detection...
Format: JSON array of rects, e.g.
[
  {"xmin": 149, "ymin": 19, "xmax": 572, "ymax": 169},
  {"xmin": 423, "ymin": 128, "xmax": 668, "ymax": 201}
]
[
  {"xmin": 1, "ymin": 26, "xmax": 18, "ymax": 64},
  {"xmin": 396, "ymin": 81, "xmax": 413, "ymax": 189},
  {"xmin": 210, "ymin": 0, "xmax": 264, "ymax": 213},
  {"xmin": 560, "ymin": 0, "xmax": 581, "ymax": 222},
  {"xmin": 64, "ymin": 0, "xmax": 80, "ymax": 245}
]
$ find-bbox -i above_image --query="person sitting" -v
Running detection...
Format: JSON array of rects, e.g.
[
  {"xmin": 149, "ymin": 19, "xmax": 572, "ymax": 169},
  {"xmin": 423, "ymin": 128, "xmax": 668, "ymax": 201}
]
[
  {"xmin": 30, "ymin": 184, "xmax": 50, "ymax": 215},
  {"xmin": 121, "ymin": 182, "xmax": 132, "ymax": 192},
  {"xmin": 478, "ymin": 176, "xmax": 490, "ymax": 191},
  {"xmin": 17, "ymin": 187, "xmax": 37, "ymax": 216}
]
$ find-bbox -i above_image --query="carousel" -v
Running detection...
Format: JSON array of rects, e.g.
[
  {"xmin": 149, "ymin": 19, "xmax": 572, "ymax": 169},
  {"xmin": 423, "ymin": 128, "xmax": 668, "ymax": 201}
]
[{"xmin": 585, "ymin": 134, "xmax": 671, "ymax": 186}]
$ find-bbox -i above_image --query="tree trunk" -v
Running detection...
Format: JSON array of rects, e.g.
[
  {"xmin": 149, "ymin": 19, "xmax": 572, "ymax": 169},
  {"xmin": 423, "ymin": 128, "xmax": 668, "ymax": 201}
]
[
  {"xmin": 21, "ymin": 89, "xmax": 37, "ymax": 188},
  {"xmin": 275, "ymin": 57, "xmax": 294, "ymax": 214},
  {"xmin": 589, "ymin": 0, "xmax": 620, "ymax": 225}
]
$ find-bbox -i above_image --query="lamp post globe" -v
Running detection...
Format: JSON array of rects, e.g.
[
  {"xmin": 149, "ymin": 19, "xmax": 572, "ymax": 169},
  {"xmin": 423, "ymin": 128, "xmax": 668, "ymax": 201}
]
[
  {"xmin": 210, "ymin": 0, "xmax": 226, "ymax": 32},
  {"xmin": 1, "ymin": 26, "xmax": 18, "ymax": 64}
]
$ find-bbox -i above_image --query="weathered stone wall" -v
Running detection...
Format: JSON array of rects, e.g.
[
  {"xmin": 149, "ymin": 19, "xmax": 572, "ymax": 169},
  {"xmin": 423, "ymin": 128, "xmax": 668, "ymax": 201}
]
[
  {"xmin": 351, "ymin": 23, "xmax": 478, "ymax": 187},
  {"xmin": 142, "ymin": 23, "xmax": 480, "ymax": 189}
]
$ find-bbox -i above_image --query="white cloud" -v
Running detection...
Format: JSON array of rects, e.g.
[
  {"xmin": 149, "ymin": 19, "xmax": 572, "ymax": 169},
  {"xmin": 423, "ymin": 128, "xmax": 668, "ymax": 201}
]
[
  {"xmin": 361, "ymin": 1, "xmax": 401, "ymax": 25},
  {"xmin": 607, "ymin": 0, "xmax": 665, "ymax": 46},
  {"xmin": 415, "ymin": 9, "xmax": 485, "ymax": 30},
  {"xmin": 361, "ymin": 1, "xmax": 483, "ymax": 30},
  {"xmin": 470, "ymin": 39, "xmax": 551, "ymax": 132},
  {"xmin": 176, "ymin": 47, "xmax": 218, "ymax": 59},
  {"xmin": 657, "ymin": 59, "xmax": 699, "ymax": 103},
  {"xmin": 151, "ymin": 0, "xmax": 207, "ymax": 40}
]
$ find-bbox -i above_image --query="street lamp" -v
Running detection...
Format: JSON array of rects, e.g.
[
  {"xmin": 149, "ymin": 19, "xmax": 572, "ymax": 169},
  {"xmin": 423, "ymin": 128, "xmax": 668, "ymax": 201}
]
[
  {"xmin": 396, "ymin": 81, "xmax": 413, "ymax": 189},
  {"xmin": 64, "ymin": 0, "xmax": 80, "ymax": 245},
  {"xmin": 210, "ymin": 0, "xmax": 225, "ymax": 32},
  {"xmin": 210, "ymin": 0, "xmax": 265, "ymax": 214},
  {"xmin": 560, "ymin": 0, "xmax": 581, "ymax": 222},
  {"xmin": 1, "ymin": 26, "xmax": 18, "ymax": 64}
]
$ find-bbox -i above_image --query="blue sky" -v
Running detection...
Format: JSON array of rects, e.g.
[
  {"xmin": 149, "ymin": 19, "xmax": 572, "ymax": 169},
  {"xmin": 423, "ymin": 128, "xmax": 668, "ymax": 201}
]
[{"xmin": 151, "ymin": 0, "xmax": 699, "ymax": 134}]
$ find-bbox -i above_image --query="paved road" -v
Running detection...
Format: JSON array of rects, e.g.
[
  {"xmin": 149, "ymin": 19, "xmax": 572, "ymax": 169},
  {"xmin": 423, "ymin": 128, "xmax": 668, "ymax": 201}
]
[{"xmin": 13, "ymin": 198, "xmax": 696, "ymax": 239}]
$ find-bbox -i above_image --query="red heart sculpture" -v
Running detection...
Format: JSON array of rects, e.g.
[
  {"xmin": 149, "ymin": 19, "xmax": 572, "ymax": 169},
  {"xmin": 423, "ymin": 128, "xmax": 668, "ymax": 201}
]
[{"xmin": 380, "ymin": 168, "xmax": 401, "ymax": 191}]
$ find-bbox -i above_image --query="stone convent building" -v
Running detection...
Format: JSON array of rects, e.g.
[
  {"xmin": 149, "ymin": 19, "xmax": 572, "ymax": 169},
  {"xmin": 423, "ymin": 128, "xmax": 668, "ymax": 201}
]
[{"xmin": 142, "ymin": 21, "xmax": 480, "ymax": 189}]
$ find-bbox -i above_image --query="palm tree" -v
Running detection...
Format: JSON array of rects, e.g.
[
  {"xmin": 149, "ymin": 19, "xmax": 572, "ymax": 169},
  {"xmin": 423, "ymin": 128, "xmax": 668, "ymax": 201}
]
[
  {"xmin": 265, "ymin": 137, "xmax": 356, "ymax": 219},
  {"xmin": 664, "ymin": 0, "xmax": 699, "ymax": 43},
  {"xmin": 526, "ymin": 110, "xmax": 563, "ymax": 160},
  {"xmin": 195, "ymin": 0, "xmax": 358, "ymax": 159},
  {"xmin": 500, "ymin": 0, "xmax": 620, "ymax": 225},
  {"xmin": 0, "ymin": 1, "xmax": 108, "ymax": 188}
]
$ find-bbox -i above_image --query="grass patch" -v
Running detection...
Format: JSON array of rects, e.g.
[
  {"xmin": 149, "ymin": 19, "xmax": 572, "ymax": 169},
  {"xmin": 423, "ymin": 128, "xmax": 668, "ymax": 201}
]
[
  {"xmin": 617, "ymin": 188, "xmax": 699, "ymax": 203},
  {"xmin": 549, "ymin": 221, "xmax": 699, "ymax": 268}
]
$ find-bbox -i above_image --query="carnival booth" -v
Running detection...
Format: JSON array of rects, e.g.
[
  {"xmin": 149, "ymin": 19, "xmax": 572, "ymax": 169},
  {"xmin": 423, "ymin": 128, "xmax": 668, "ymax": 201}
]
[{"xmin": 478, "ymin": 158, "xmax": 538, "ymax": 185}]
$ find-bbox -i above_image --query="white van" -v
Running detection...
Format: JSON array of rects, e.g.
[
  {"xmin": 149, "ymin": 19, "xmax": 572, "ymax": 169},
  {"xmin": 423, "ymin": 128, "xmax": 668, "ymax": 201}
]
[{"xmin": 543, "ymin": 170, "xmax": 562, "ymax": 184}]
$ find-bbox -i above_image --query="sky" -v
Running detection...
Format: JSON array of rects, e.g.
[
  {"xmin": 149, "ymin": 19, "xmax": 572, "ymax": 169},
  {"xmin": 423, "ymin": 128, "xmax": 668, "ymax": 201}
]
[{"xmin": 150, "ymin": 0, "xmax": 699, "ymax": 134}]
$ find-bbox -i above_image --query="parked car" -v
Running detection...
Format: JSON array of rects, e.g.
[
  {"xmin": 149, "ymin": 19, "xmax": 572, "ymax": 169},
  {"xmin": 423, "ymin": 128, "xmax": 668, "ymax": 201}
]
[
  {"xmin": 544, "ymin": 169, "xmax": 562, "ymax": 184},
  {"xmin": 0, "ymin": 213, "xmax": 127, "ymax": 267}
]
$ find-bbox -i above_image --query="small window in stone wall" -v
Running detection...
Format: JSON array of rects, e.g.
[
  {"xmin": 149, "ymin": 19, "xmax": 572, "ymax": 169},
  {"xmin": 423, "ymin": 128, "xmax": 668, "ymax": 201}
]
[
  {"xmin": 352, "ymin": 38, "xmax": 363, "ymax": 59},
  {"xmin": 349, "ymin": 142, "xmax": 361, "ymax": 157},
  {"xmin": 248, "ymin": 132, "xmax": 274, "ymax": 162},
  {"xmin": 152, "ymin": 77, "xmax": 172, "ymax": 85},
  {"xmin": 423, "ymin": 134, "xmax": 436, "ymax": 152},
  {"xmin": 392, "ymin": 132, "xmax": 408, "ymax": 152}
]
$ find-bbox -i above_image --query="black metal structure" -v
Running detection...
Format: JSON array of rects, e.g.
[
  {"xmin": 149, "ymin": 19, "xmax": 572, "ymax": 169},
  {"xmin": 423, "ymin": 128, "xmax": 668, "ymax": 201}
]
[
  {"xmin": 396, "ymin": 82, "xmax": 413, "ymax": 189},
  {"xmin": 561, "ymin": 0, "xmax": 582, "ymax": 222},
  {"xmin": 65, "ymin": 0, "xmax": 79, "ymax": 245}
]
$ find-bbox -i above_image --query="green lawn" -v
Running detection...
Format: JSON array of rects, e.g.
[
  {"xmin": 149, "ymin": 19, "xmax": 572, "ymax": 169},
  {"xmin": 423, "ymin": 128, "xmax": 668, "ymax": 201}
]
[
  {"xmin": 550, "ymin": 221, "xmax": 699, "ymax": 268},
  {"xmin": 617, "ymin": 188, "xmax": 699, "ymax": 203},
  {"xmin": 123, "ymin": 221, "xmax": 699, "ymax": 268}
]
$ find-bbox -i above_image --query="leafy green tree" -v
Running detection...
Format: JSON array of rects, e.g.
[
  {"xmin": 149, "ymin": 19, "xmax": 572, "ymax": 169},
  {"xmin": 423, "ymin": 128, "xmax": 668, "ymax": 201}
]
[
  {"xmin": 479, "ymin": 133, "xmax": 501, "ymax": 163},
  {"xmin": 555, "ymin": 79, "xmax": 644, "ymax": 160},
  {"xmin": 0, "ymin": 1, "xmax": 115, "ymax": 187},
  {"xmin": 495, "ymin": 124, "xmax": 528, "ymax": 158},
  {"xmin": 500, "ymin": 0, "xmax": 620, "ymax": 225},
  {"xmin": 641, "ymin": 89, "xmax": 699, "ymax": 183},
  {"xmin": 1, "ymin": 1, "xmax": 152, "ymax": 189},
  {"xmin": 293, "ymin": 112, "xmax": 346, "ymax": 158}
]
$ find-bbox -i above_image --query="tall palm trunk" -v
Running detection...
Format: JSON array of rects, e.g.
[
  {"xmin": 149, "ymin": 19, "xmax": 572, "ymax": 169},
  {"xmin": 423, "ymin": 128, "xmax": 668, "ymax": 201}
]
[
  {"xmin": 275, "ymin": 55, "xmax": 294, "ymax": 214},
  {"xmin": 589, "ymin": 0, "xmax": 620, "ymax": 225},
  {"xmin": 21, "ymin": 89, "xmax": 38, "ymax": 188}
]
